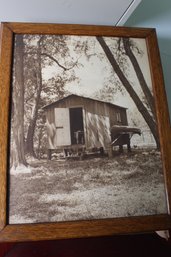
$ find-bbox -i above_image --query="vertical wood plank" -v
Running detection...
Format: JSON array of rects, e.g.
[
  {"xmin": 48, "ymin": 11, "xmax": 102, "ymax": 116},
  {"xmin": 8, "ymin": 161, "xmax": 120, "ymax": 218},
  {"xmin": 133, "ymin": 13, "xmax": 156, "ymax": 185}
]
[{"xmin": 0, "ymin": 24, "xmax": 13, "ymax": 230}]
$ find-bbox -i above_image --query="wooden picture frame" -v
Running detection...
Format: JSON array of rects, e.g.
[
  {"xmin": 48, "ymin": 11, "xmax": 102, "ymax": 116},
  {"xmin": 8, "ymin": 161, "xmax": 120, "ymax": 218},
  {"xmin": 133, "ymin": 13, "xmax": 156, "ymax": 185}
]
[{"xmin": 0, "ymin": 22, "xmax": 171, "ymax": 242}]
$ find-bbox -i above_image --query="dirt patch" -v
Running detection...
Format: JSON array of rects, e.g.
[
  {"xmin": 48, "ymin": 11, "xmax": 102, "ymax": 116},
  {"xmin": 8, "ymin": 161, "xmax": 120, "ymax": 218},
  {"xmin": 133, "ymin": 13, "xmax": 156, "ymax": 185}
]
[{"xmin": 9, "ymin": 150, "xmax": 168, "ymax": 224}]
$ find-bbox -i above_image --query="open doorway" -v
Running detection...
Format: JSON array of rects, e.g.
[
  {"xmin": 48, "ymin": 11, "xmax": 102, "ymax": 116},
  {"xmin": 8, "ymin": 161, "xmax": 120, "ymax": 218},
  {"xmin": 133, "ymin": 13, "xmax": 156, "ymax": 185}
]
[{"xmin": 69, "ymin": 107, "xmax": 85, "ymax": 145}]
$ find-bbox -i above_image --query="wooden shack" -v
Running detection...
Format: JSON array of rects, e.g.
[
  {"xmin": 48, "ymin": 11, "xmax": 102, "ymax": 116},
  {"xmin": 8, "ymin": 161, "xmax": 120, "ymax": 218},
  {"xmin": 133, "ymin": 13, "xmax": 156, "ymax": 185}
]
[{"xmin": 42, "ymin": 94, "xmax": 128, "ymax": 157}]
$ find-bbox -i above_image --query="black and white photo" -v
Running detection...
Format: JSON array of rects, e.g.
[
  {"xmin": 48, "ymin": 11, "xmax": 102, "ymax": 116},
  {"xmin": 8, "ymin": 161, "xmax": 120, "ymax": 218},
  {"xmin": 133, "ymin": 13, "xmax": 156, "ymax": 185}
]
[{"xmin": 9, "ymin": 32, "xmax": 168, "ymax": 224}]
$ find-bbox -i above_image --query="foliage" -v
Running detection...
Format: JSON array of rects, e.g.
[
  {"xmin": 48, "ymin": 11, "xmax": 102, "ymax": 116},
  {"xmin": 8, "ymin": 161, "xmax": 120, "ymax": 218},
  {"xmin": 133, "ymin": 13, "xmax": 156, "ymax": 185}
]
[{"xmin": 22, "ymin": 35, "xmax": 80, "ymax": 158}]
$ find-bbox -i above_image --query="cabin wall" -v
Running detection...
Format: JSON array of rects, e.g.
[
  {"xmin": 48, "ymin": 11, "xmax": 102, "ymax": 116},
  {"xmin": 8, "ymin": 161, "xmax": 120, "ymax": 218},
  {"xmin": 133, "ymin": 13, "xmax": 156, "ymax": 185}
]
[
  {"xmin": 83, "ymin": 100, "xmax": 111, "ymax": 149},
  {"xmin": 83, "ymin": 101, "xmax": 127, "ymax": 149},
  {"xmin": 85, "ymin": 111, "xmax": 111, "ymax": 149},
  {"xmin": 44, "ymin": 95, "xmax": 128, "ymax": 150},
  {"xmin": 52, "ymin": 96, "xmax": 112, "ymax": 149}
]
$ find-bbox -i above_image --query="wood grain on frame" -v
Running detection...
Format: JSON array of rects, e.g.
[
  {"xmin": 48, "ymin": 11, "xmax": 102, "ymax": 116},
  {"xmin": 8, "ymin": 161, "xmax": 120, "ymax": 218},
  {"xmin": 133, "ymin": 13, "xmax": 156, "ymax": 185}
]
[
  {"xmin": 0, "ymin": 23, "xmax": 13, "ymax": 231},
  {"xmin": 146, "ymin": 30, "xmax": 171, "ymax": 212},
  {"xmin": 4, "ymin": 22, "xmax": 154, "ymax": 37},
  {"xmin": 0, "ymin": 215, "xmax": 171, "ymax": 242},
  {"xmin": 0, "ymin": 22, "xmax": 171, "ymax": 242}
]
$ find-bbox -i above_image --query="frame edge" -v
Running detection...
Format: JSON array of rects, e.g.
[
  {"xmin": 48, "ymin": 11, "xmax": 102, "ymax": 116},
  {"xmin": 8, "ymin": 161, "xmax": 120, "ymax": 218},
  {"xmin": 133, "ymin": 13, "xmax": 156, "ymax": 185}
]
[
  {"xmin": 146, "ymin": 29, "xmax": 171, "ymax": 214},
  {"xmin": 0, "ymin": 23, "xmax": 14, "ymax": 231},
  {"xmin": 0, "ymin": 215, "xmax": 171, "ymax": 242},
  {"xmin": 3, "ymin": 21, "xmax": 154, "ymax": 37},
  {"xmin": 0, "ymin": 22, "xmax": 171, "ymax": 242}
]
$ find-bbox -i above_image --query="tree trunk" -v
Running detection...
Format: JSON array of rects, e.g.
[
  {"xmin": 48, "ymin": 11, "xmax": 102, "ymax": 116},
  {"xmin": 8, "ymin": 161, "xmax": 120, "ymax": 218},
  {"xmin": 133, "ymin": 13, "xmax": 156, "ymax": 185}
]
[
  {"xmin": 25, "ymin": 38, "xmax": 43, "ymax": 157},
  {"xmin": 25, "ymin": 113, "xmax": 37, "ymax": 158},
  {"xmin": 122, "ymin": 38, "xmax": 156, "ymax": 117},
  {"xmin": 96, "ymin": 36, "xmax": 160, "ymax": 148},
  {"xmin": 11, "ymin": 35, "xmax": 27, "ymax": 168}
]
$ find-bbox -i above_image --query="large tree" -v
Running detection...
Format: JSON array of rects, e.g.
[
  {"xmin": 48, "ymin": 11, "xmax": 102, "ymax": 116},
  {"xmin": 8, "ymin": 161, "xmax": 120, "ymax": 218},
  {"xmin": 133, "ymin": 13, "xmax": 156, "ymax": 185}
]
[
  {"xmin": 10, "ymin": 34, "xmax": 79, "ymax": 164},
  {"xmin": 25, "ymin": 37, "xmax": 43, "ymax": 157},
  {"xmin": 122, "ymin": 38, "xmax": 155, "ymax": 117},
  {"xmin": 24, "ymin": 35, "xmax": 78, "ymax": 157},
  {"xmin": 11, "ymin": 35, "xmax": 27, "ymax": 168},
  {"xmin": 96, "ymin": 36, "xmax": 159, "ymax": 148}
]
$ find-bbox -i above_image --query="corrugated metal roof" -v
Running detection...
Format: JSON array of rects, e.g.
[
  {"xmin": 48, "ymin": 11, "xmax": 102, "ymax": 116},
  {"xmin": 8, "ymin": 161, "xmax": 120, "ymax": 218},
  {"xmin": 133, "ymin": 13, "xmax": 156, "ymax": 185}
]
[{"xmin": 42, "ymin": 94, "xmax": 127, "ymax": 110}]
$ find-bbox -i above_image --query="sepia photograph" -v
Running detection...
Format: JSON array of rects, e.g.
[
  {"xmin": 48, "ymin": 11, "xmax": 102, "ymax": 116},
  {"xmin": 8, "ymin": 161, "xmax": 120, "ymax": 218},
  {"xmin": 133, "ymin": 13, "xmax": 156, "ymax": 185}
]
[{"xmin": 8, "ymin": 32, "xmax": 168, "ymax": 225}]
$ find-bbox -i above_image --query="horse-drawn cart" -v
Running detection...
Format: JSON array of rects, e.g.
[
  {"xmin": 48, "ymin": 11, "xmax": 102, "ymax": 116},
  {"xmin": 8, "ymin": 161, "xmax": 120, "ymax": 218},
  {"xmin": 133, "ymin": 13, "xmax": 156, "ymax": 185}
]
[{"xmin": 110, "ymin": 125, "xmax": 141, "ymax": 155}]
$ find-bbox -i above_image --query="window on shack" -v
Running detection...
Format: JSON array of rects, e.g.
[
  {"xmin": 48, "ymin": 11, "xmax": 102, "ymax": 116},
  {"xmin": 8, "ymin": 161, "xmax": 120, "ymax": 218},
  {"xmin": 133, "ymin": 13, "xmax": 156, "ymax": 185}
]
[{"xmin": 116, "ymin": 112, "xmax": 122, "ymax": 123}]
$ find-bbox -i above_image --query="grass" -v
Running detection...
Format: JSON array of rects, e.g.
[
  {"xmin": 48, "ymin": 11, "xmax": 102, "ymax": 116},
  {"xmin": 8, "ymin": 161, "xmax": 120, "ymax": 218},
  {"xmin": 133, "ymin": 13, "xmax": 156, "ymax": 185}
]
[{"xmin": 9, "ymin": 149, "xmax": 168, "ymax": 224}]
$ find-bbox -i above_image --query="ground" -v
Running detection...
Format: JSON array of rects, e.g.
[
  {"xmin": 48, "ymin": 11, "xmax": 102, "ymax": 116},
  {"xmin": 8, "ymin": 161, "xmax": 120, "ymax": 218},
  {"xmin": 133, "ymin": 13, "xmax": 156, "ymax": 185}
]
[{"xmin": 9, "ymin": 149, "xmax": 168, "ymax": 224}]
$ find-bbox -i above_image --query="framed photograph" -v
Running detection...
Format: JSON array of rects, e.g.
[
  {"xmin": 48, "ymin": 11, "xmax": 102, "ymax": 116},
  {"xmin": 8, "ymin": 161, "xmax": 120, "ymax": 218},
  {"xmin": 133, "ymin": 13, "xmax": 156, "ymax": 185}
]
[{"xmin": 0, "ymin": 22, "xmax": 171, "ymax": 242}]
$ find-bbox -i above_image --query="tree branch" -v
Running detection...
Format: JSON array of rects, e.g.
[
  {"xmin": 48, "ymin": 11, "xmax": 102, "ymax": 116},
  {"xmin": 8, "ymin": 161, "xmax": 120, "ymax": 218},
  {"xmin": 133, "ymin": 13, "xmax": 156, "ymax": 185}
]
[
  {"xmin": 41, "ymin": 53, "xmax": 68, "ymax": 71},
  {"xmin": 25, "ymin": 49, "xmax": 78, "ymax": 71},
  {"xmin": 41, "ymin": 53, "xmax": 78, "ymax": 71},
  {"xmin": 122, "ymin": 38, "xmax": 156, "ymax": 117}
]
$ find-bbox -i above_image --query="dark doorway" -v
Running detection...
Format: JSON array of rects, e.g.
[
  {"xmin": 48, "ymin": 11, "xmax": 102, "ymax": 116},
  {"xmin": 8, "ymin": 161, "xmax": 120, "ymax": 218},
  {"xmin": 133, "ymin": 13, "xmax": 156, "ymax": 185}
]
[{"xmin": 69, "ymin": 108, "xmax": 85, "ymax": 145}]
